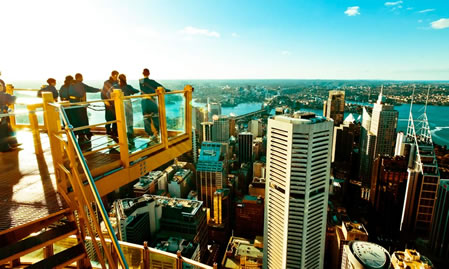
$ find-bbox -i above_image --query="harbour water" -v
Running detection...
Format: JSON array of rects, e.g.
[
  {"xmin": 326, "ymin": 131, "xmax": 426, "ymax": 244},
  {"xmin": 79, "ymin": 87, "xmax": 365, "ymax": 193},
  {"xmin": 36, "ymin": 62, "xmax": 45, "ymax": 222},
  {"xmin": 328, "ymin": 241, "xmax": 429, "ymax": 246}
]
[
  {"xmin": 7, "ymin": 81, "xmax": 449, "ymax": 147},
  {"xmin": 195, "ymin": 101, "xmax": 449, "ymax": 147}
]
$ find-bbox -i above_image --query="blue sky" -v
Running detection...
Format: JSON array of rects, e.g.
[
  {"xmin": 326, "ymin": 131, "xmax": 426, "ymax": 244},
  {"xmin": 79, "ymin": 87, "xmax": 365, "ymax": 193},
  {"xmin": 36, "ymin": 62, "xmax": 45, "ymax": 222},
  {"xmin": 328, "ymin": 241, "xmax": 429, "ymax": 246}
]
[{"xmin": 1, "ymin": 0, "xmax": 448, "ymax": 81}]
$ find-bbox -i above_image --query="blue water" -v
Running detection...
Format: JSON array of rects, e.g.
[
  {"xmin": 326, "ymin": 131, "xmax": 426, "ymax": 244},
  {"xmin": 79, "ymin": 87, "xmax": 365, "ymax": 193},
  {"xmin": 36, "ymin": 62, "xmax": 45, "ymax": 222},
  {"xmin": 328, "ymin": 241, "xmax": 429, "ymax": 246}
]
[
  {"xmin": 9, "ymin": 87, "xmax": 449, "ymax": 147},
  {"xmin": 193, "ymin": 101, "xmax": 449, "ymax": 147}
]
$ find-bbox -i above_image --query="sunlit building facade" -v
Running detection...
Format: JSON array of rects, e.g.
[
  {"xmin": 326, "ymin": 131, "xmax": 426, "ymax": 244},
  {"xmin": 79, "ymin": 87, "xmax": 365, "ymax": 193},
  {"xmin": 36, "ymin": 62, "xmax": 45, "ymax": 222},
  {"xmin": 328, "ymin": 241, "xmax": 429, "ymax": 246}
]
[{"xmin": 263, "ymin": 113, "xmax": 332, "ymax": 269}]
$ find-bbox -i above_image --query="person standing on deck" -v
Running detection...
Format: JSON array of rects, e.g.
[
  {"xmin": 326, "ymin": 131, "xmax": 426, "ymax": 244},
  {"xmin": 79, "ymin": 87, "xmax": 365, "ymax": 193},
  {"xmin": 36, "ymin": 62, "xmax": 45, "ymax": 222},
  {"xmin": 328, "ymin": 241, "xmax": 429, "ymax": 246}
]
[
  {"xmin": 118, "ymin": 74, "xmax": 139, "ymax": 146},
  {"xmin": 59, "ymin": 75, "xmax": 74, "ymax": 102},
  {"xmin": 139, "ymin": 68, "xmax": 169, "ymax": 139},
  {"xmin": 37, "ymin": 78, "xmax": 58, "ymax": 101},
  {"xmin": 0, "ymin": 71, "xmax": 6, "ymax": 93},
  {"xmin": 102, "ymin": 70, "xmax": 119, "ymax": 138},
  {"xmin": 68, "ymin": 73, "xmax": 100, "ymax": 144},
  {"xmin": 0, "ymin": 90, "xmax": 18, "ymax": 152}
]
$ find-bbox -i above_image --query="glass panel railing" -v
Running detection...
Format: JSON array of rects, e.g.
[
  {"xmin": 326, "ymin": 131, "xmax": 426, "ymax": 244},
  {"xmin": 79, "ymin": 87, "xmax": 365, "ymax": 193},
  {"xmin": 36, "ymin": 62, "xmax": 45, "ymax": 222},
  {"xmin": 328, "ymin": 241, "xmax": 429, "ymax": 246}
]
[
  {"xmin": 13, "ymin": 89, "xmax": 43, "ymax": 125},
  {"xmin": 149, "ymin": 251, "xmax": 177, "ymax": 269},
  {"xmin": 165, "ymin": 93, "xmax": 186, "ymax": 140},
  {"xmin": 61, "ymin": 99, "xmax": 120, "ymax": 157},
  {"xmin": 126, "ymin": 95, "xmax": 163, "ymax": 154}
]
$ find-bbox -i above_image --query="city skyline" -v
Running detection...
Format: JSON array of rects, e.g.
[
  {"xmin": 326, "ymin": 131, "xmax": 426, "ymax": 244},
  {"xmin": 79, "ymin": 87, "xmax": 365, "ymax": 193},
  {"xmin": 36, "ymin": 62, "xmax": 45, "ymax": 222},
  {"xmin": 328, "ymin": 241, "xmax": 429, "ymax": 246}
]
[{"xmin": 1, "ymin": 0, "xmax": 449, "ymax": 81}]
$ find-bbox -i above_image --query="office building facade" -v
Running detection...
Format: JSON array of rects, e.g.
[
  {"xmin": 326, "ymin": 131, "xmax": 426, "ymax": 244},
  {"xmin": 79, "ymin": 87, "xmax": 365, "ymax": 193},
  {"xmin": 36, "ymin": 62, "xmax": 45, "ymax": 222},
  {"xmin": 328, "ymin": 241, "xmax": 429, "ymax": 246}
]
[
  {"xmin": 323, "ymin": 90, "xmax": 345, "ymax": 126},
  {"xmin": 263, "ymin": 113, "xmax": 332, "ymax": 269},
  {"xmin": 238, "ymin": 132, "xmax": 253, "ymax": 163},
  {"xmin": 212, "ymin": 115, "xmax": 230, "ymax": 142}
]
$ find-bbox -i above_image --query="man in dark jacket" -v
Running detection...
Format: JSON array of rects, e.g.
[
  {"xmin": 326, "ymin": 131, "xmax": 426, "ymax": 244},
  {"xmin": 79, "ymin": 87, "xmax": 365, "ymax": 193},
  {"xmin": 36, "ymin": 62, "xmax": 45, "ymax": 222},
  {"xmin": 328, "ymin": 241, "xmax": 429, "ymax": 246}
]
[
  {"xmin": 102, "ymin": 70, "xmax": 119, "ymax": 137},
  {"xmin": 37, "ymin": 78, "xmax": 59, "ymax": 100},
  {"xmin": 139, "ymin": 68, "xmax": 169, "ymax": 138},
  {"xmin": 0, "ymin": 91, "xmax": 18, "ymax": 152},
  {"xmin": 68, "ymin": 73, "xmax": 100, "ymax": 143}
]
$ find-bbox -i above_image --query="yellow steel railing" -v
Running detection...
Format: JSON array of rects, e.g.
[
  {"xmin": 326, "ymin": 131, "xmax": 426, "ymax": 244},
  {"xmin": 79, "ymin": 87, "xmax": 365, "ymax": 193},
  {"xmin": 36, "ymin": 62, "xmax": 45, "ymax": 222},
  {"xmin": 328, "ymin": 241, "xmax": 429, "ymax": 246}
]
[{"xmin": 37, "ymin": 85, "xmax": 194, "ymax": 269}]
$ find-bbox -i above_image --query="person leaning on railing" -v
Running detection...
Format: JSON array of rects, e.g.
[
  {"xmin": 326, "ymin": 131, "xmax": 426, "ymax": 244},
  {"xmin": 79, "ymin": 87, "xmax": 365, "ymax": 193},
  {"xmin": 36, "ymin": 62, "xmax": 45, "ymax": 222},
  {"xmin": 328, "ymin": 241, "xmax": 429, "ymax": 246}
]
[
  {"xmin": 118, "ymin": 73, "xmax": 139, "ymax": 146},
  {"xmin": 0, "ymin": 89, "xmax": 19, "ymax": 152},
  {"xmin": 68, "ymin": 73, "xmax": 100, "ymax": 144},
  {"xmin": 102, "ymin": 70, "xmax": 119, "ymax": 139},
  {"xmin": 37, "ymin": 78, "xmax": 59, "ymax": 101},
  {"xmin": 0, "ymin": 71, "xmax": 5, "ymax": 93},
  {"xmin": 59, "ymin": 75, "xmax": 74, "ymax": 102},
  {"xmin": 139, "ymin": 68, "xmax": 170, "ymax": 140}
]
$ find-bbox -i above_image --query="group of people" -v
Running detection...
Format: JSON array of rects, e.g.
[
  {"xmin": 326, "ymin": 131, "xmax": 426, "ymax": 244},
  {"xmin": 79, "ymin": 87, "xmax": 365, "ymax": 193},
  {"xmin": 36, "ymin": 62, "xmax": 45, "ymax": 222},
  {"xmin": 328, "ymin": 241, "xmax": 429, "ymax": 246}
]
[
  {"xmin": 35, "ymin": 68, "xmax": 166, "ymax": 146},
  {"xmin": 0, "ymin": 68, "xmax": 165, "ymax": 152}
]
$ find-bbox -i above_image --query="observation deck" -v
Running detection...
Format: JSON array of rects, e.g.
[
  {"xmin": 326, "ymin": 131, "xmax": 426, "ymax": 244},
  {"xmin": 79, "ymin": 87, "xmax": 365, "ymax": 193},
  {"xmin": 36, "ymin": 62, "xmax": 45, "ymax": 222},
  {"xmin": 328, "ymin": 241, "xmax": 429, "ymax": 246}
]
[{"xmin": 0, "ymin": 84, "xmax": 214, "ymax": 268}]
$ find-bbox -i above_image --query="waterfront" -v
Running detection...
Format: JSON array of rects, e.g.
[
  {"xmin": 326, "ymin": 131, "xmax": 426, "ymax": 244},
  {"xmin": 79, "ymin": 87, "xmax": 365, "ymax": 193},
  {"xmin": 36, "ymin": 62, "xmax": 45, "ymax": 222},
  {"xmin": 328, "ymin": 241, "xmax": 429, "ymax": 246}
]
[
  {"xmin": 8, "ymin": 82, "xmax": 449, "ymax": 147},
  {"xmin": 194, "ymin": 101, "xmax": 449, "ymax": 147}
]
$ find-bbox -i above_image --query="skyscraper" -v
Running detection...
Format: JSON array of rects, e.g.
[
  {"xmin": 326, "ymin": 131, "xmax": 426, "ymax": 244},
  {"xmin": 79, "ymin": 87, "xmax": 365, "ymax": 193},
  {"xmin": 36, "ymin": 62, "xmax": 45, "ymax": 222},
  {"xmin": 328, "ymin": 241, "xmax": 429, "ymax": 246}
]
[
  {"xmin": 400, "ymin": 89, "xmax": 440, "ymax": 235},
  {"xmin": 263, "ymin": 113, "xmax": 333, "ymax": 269},
  {"xmin": 196, "ymin": 142, "xmax": 225, "ymax": 212},
  {"xmin": 323, "ymin": 90, "xmax": 345, "ymax": 126},
  {"xmin": 212, "ymin": 115, "xmax": 230, "ymax": 142},
  {"xmin": 238, "ymin": 132, "xmax": 253, "ymax": 163},
  {"xmin": 201, "ymin": 122, "xmax": 213, "ymax": 142},
  {"xmin": 430, "ymin": 179, "xmax": 449, "ymax": 258},
  {"xmin": 370, "ymin": 156, "xmax": 408, "ymax": 237},
  {"xmin": 359, "ymin": 88, "xmax": 398, "ymax": 185}
]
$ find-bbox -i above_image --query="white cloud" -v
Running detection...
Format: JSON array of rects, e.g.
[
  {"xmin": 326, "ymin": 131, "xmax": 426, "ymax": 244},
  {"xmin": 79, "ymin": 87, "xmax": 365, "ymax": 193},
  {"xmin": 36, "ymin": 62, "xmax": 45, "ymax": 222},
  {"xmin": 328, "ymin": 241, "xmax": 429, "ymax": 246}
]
[
  {"xmin": 407, "ymin": 7, "xmax": 413, "ymax": 10},
  {"xmin": 231, "ymin": 32, "xmax": 239, "ymax": 38},
  {"xmin": 180, "ymin": 26, "xmax": 220, "ymax": 38},
  {"xmin": 344, "ymin": 6, "xmax": 360, "ymax": 16},
  {"xmin": 418, "ymin": 19, "xmax": 423, "ymax": 23},
  {"xmin": 281, "ymin": 51, "xmax": 291, "ymax": 55},
  {"xmin": 385, "ymin": 1, "xmax": 403, "ymax": 6},
  {"xmin": 431, "ymin": 18, "xmax": 449, "ymax": 29},
  {"xmin": 418, "ymin": 9, "xmax": 435, "ymax": 13}
]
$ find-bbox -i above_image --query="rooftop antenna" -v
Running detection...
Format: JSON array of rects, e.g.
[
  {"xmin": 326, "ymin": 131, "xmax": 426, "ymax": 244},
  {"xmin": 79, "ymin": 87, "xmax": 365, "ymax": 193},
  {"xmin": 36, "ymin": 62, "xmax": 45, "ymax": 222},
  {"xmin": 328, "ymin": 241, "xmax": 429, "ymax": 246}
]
[
  {"xmin": 409, "ymin": 85, "xmax": 415, "ymax": 116},
  {"xmin": 377, "ymin": 85, "xmax": 384, "ymax": 104},
  {"xmin": 424, "ymin": 85, "xmax": 430, "ymax": 114}
]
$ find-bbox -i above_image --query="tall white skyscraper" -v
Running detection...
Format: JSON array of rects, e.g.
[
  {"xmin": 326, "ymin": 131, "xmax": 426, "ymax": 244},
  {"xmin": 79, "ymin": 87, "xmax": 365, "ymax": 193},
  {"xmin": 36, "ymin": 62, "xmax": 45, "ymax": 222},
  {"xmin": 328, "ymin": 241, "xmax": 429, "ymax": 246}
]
[{"xmin": 263, "ymin": 113, "xmax": 333, "ymax": 269}]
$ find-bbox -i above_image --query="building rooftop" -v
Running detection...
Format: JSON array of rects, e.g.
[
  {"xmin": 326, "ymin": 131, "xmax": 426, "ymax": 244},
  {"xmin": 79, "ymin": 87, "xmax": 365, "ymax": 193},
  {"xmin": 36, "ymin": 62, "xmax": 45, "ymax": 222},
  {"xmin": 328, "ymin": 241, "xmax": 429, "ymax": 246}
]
[
  {"xmin": 391, "ymin": 249, "xmax": 433, "ymax": 269},
  {"xmin": 273, "ymin": 114, "xmax": 328, "ymax": 125},
  {"xmin": 349, "ymin": 241, "xmax": 390, "ymax": 269},
  {"xmin": 115, "ymin": 195, "xmax": 203, "ymax": 219},
  {"xmin": 222, "ymin": 236, "xmax": 263, "ymax": 269}
]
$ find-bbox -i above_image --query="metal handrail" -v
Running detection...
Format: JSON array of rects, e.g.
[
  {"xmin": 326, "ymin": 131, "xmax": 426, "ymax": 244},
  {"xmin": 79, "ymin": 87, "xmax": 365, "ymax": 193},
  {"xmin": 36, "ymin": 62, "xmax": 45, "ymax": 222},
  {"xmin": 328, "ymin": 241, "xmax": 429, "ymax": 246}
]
[
  {"xmin": 72, "ymin": 235, "xmax": 215, "ymax": 269},
  {"xmin": 57, "ymin": 104, "xmax": 129, "ymax": 269},
  {"xmin": 122, "ymin": 92, "xmax": 157, "ymax": 100}
]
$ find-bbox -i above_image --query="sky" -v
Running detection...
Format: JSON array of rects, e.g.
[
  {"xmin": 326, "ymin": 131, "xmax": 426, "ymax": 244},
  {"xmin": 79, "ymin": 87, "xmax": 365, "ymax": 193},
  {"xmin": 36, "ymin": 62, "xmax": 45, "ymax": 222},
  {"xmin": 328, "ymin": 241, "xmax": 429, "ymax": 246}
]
[{"xmin": 1, "ymin": 0, "xmax": 449, "ymax": 81}]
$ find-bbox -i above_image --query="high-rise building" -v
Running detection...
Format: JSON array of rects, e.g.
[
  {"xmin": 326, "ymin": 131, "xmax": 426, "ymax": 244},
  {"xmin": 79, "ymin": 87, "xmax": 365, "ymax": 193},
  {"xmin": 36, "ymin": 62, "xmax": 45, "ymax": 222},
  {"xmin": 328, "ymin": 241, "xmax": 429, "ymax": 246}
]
[
  {"xmin": 113, "ymin": 195, "xmax": 207, "ymax": 260},
  {"xmin": 208, "ymin": 102, "xmax": 222, "ymax": 119},
  {"xmin": 400, "ymin": 90, "xmax": 440, "ymax": 235},
  {"xmin": 332, "ymin": 115, "xmax": 359, "ymax": 180},
  {"xmin": 212, "ymin": 115, "xmax": 230, "ymax": 142},
  {"xmin": 323, "ymin": 90, "xmax": 345, "ymax": 126},
  {"xmin": 341, "ymin": 241, "xmax": 390, "ymax": 269},
  {"xmin": 235, "ymin": 195, "xmax": 264, "ymax": 238},
  {"xmin": 196, "ymin": 142, "xmax": 225, "ymax": 215},
  {"xmin": 263, "ymin": 113, "xmax": 333, "ymax": 269},
  {"xmin": 201, "ymin": 122, "xmax": 213, "ymax": 142},
  {"xmin": 238, "ymin": 132, "xmax": 253, "ymax": 163},
  {"xmin": 371, "ymin": 90, "xmax": 398, "ymax": 157},
  {"xmin": 168, "ymin": 168, "xmax": 193, "ymax": 198},
  {"xmin": 370, "ymin": 156, "xmax": 408, "ymax": 237},
  {"xmin": 359, "ymin": 89, "xmax": 398, "ymax": 185},
  {"xmin": 251, "ymin": 119, "xmax": 263, "ymax": 137},
  {"xmin": 430, "ymin": 179, "xmax": 449, "ymax": 258}
]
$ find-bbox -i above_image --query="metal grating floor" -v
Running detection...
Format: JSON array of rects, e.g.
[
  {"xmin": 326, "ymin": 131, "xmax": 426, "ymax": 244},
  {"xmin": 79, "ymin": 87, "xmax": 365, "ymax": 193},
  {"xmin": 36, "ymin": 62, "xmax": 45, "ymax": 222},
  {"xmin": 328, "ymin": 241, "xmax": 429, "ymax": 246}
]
[{"xmin": 0, "ymin": 130, "xmax": 65, "ymax": 232}]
